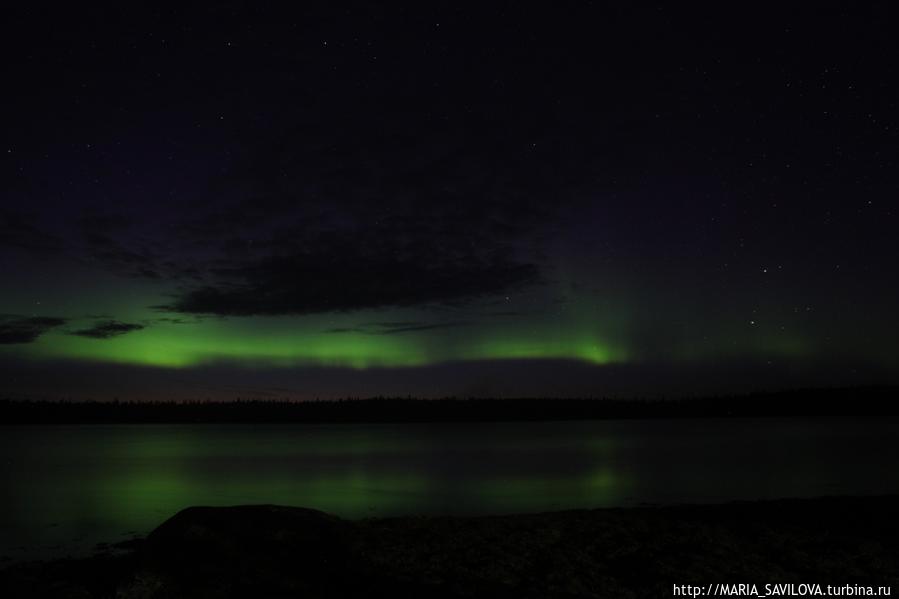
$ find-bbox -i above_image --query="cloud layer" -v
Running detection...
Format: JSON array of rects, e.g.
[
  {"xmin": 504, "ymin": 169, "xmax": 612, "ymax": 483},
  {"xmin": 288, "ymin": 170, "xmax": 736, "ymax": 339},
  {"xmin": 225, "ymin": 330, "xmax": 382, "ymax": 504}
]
[
  {"xmin": 0, "ymin": 317, "xmax": 66, "ymax": 344},
  {"xmin": 70, "ymin": 321, "xmax": 145, "ymax": 339},
  {"xmin": 164, "ymin": 253, "xmax": 538, "ymax": 317}
]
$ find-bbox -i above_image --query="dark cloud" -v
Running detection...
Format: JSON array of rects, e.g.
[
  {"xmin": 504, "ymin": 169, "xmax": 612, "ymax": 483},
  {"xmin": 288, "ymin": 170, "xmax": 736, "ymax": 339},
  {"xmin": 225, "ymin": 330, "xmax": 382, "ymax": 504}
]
[
  {"xmin": 146, "ymin": 96, "xmax": 582, "ymax": 317},
  {"xmin": 150, "ymin": 317, "xmax": 205, "ymax": 325},
  {"xmin": 326, "ymin": 321, "xmax": 472, "ymax": 335},
  {"xmin": 76, "ymin": 211, "xmax": 199, "ymax": 282},
  {"xmin": 0, "ymin": 317, "xmax": 67, "ymax": 344},
  {"xmin": 0, "ymin": 210, "xmax": 66, "ymax": 255},
  {"xmin": 377, "ymin": 322, "xmax": 473, "ymax": 334},
  {"xmin": 6, "ymin": 54, "xmax": 581, "ymax": 315},
  {"xmin": 82, "ymin": 230, "xmax": 163, "ymax": 280},
  {"xmin": 164, "ymin": 250, "xmax": 538, "ymax": 317},
  {"xmin": 70, "ymin": 321, "xmax": 145, "ymax": 339}
]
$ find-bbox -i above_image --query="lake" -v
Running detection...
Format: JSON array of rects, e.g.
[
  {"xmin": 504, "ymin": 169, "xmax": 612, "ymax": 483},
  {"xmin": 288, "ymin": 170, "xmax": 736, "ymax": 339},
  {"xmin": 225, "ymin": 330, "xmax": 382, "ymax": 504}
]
[{"xmin": 2, "ymin": 418, "xmax": 898, "ymax": 559}]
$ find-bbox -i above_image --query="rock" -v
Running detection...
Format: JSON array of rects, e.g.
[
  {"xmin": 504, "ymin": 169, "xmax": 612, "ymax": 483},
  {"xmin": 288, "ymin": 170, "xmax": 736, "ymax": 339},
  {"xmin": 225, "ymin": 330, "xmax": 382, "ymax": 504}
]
[
  {"xmin": 6, "ymin": 497, "xmax": 899, "ymax": 598},
  {"xmin": 117, "ymin": 505, "xmax": 359, "ymax": 599}
]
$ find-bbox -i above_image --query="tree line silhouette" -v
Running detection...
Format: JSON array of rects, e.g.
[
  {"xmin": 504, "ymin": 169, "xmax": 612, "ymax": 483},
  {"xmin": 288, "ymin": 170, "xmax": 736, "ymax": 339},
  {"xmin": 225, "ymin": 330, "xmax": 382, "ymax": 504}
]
[{"xmin": 0, "ymin": 386, "xmax": 897, "ymax": 424}]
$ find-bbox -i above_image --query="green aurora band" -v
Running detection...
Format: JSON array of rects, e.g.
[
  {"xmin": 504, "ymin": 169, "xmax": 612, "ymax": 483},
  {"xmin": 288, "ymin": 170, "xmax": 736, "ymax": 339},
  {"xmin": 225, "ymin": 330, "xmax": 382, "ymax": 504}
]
[
  {"xmin": 1, "ymin": 267, "xmax": 854, "ymax": 374},
  {"xmin": 13, "ymin": 314, "xmax": 632, "ymax": 369},
  {"xmin": 2, "ymin": 295, "xmax": 820, "ymax": 371}
]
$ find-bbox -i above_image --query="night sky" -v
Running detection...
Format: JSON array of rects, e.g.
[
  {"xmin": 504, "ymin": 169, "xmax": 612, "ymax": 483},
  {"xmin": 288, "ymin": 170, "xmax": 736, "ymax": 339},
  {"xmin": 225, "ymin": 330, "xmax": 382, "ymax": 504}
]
[{"xmin": 2, "ymin": 3, "xmax": 897, "ymax": 400}]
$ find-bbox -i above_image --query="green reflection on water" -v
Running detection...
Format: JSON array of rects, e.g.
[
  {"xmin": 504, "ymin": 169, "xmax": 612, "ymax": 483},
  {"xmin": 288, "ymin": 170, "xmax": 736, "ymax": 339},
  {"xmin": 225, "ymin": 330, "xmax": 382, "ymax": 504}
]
[
  {"xmin": 473, "ymin": 468, "xmax": 628, "ymax": 511},
  {"xmin": 99, "ymin": 468, "xmax": 432, "ymax": 521},
  {"xmin": 1, "ymin": 423, "xmax": 630, "ymax": 558},
  {"xmin": 4, "ymin": 419, "xmax": 898, "ymax": 562}
]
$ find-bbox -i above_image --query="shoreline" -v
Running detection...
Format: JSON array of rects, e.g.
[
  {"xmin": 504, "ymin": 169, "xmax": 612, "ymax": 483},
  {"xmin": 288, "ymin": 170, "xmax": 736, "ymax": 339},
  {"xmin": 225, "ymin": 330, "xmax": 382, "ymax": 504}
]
[
  {"xmin": 3, "ymin": 495, "xmax": 898, "ymax": 598},
  {"xmin": 3, "ymin": 387, "xmax": 899, "ymax": 424}
]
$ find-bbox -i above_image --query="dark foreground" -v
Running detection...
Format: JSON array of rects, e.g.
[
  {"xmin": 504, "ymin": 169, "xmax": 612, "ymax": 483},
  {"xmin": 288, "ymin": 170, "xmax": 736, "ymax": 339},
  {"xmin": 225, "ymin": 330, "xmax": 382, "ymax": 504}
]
[{"xmin": 2, "ymin": 496, "xmax": 898, "ymax": 598}]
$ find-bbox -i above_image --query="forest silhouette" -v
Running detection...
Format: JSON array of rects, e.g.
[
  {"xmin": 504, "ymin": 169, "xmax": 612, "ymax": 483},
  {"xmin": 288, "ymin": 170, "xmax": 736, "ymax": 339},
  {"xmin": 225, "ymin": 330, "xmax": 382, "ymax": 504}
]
[{"xmin": 1, "ymin": 386, "xmax": 896, "ymax": 424}]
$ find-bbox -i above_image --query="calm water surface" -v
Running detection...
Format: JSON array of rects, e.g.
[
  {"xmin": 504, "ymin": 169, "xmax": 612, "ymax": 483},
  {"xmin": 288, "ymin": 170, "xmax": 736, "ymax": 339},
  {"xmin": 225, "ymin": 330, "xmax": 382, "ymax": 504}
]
[{"xmin": 2, "ymin": 418, "xmax": 898, "ymax": 559}]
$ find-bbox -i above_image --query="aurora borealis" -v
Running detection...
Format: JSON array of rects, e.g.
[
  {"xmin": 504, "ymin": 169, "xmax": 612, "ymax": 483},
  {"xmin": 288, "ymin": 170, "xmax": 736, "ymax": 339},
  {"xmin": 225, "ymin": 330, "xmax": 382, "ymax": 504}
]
[{"xmin": 2, "ymin": 4, "xmax": 898, "ymax": 400}]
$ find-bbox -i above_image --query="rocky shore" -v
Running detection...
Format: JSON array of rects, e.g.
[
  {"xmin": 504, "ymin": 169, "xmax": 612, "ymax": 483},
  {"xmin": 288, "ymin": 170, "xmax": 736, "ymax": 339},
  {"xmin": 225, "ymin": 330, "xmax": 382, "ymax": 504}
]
[{"xmin": 2, "ymin": 495, "xmax": 898, "ymax": 598}]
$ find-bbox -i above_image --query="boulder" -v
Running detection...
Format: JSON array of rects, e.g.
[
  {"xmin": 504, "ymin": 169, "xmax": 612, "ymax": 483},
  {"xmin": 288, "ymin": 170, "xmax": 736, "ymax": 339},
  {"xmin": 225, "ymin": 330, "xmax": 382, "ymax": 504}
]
[{"xmin": 117, "ymin": 505, "xmax": 359, "ymax": 599}]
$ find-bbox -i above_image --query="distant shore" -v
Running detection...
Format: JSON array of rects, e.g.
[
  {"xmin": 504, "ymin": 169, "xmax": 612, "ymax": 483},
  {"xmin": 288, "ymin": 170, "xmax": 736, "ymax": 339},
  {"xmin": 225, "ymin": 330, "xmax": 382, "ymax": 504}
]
[
  {"xmin": 2, "ymin": 495, "xmax": 898, "ymax": 598},
  {"xmin": 2, "ymin": 386, "xmax": 899, "ymax": 424}
]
